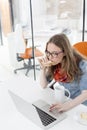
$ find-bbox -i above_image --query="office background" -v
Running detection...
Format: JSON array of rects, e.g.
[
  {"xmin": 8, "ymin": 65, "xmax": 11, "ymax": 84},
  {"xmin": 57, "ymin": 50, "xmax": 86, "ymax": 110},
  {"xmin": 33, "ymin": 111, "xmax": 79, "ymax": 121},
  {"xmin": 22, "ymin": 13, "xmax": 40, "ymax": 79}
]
[{"xmin": 0, "ymin": 0, "xmax": 87, "ymax": 80}]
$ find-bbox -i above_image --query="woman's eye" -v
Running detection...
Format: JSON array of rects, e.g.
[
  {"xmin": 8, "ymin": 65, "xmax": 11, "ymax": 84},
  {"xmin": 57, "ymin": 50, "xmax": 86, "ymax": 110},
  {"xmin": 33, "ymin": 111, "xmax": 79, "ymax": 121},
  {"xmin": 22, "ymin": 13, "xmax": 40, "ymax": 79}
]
[{"xmin": 54, "ymin": 53, "xmax": 58, "ymax": 56}]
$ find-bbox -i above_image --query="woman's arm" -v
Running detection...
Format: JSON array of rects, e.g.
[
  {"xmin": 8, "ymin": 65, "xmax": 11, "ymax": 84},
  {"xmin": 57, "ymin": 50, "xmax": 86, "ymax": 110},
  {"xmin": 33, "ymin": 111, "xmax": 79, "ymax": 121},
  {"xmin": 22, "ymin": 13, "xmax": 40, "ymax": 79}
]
[
  {"xmin": 38, "ymin": 56, "xmax": 55, "ymax": 88},
  {"xmin": 49, "ymin": 90, "xmax": 87, "ymax": 112},
  {"xmin": 68, "ymin": 90, "xmax": 87, "ymax": 108},
  {"xmin": 38, "ymin": 57, "xmax": 50, "ymax": 88},
  {"xmin": 39, "ymin": 69, "xmax": 49, "ymax": 88}
]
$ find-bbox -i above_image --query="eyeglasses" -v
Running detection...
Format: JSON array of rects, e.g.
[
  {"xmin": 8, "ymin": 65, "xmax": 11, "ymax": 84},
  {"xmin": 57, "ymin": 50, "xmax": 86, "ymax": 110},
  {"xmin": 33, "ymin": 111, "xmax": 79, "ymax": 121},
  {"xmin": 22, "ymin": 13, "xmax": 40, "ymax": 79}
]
[{"xmin": 45, "ymin": 50, "xmax": 63, "ymax": 58}]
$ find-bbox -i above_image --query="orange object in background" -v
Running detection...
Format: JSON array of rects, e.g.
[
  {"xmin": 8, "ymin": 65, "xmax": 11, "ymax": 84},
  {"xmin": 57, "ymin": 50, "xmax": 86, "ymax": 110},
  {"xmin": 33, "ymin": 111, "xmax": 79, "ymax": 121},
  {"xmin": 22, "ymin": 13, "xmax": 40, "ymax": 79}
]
[
  {"xmin": 14, "ymin": 47, "xmax": 44, "ymax": 76},
  {"xmin": 73, "ymin": 42, "xmax": 87, "ymax": 57}
]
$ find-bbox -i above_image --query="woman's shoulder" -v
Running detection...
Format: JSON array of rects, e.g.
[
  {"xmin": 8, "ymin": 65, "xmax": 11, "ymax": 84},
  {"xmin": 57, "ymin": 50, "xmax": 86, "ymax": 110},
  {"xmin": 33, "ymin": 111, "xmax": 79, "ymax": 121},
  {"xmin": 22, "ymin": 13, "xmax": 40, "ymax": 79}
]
[{"xmin": 79, "ymin": 60, "xmax": 87, "ymax": 72}]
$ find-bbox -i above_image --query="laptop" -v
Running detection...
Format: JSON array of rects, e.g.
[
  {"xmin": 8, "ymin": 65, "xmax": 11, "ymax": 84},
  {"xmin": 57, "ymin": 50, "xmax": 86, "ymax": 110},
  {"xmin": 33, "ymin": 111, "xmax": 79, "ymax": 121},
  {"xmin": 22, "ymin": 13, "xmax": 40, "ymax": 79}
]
[{"xmin": 8, "ymin": 90, "xmax": 67, "ymax": 130}]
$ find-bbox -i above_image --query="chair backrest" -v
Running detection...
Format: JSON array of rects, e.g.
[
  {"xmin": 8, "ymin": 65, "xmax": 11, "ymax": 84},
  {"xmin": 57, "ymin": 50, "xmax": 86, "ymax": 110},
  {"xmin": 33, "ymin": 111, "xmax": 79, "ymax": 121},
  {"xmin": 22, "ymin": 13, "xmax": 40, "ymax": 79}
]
[
  {"xmin": 7, "ymin": 27, "xmax": 26, "ymax": 67},
  {"xmin": 7, "ymin": 32, "xmax": 18, "ymax": 67},
  {"xmin": 15, "ymin": 24, "xmax": 26, "ymax": 53},
  {"xmin": 73, "ymin": 41, "xmax": 87, "ymax": 57}
]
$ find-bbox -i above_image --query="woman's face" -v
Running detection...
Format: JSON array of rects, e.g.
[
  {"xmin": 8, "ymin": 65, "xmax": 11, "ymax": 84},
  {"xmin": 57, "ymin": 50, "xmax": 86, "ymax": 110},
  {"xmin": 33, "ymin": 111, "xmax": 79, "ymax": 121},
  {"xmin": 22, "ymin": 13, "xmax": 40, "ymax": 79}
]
[{"xmin": 46, "ymin": 42, "xmax": 64, "ymax": 65}]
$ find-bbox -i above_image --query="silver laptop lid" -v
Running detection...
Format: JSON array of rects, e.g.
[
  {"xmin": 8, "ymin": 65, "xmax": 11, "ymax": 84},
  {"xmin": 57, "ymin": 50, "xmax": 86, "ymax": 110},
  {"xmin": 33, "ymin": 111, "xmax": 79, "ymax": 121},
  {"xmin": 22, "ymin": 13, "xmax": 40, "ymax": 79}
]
[
  {"xmin": 8, "ymin": 90, "xmax": 67, "ymax": 130},
  {"xmin": 8, "ymin": 90, "xmax": 44, "ymax": 128}
]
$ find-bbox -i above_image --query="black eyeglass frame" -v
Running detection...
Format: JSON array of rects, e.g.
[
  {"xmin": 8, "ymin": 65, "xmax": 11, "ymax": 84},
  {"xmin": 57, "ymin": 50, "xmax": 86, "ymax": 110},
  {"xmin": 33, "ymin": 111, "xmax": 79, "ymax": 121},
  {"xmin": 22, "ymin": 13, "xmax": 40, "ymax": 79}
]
[{"xmin": 45, "ymin": 50, "xmax": 63, "ymax": 58}]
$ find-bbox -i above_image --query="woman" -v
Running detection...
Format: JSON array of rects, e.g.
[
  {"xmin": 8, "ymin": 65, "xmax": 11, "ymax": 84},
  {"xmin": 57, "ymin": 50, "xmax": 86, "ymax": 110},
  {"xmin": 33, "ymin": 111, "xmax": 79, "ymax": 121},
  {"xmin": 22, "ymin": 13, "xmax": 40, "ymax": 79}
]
[{"xmin": 38, "ymin": 33, "xmax": 87, "ymax": 112}]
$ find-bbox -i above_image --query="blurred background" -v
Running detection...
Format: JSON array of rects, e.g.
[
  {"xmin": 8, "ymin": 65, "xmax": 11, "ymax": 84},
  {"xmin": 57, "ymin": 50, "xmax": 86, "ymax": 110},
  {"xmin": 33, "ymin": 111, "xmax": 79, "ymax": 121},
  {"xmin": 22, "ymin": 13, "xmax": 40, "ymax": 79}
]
[{"xmin": 0, "ymin": 0, "xmax": 87, "ymax": 80}]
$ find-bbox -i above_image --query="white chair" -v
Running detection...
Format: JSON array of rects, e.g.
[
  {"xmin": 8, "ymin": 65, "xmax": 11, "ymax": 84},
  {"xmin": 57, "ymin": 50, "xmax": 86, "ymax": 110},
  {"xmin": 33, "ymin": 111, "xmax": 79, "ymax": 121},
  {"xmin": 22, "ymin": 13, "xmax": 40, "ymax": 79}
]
[
  {"xmin": 7, "ymin": 32, "xmax": 18, "ymax": 67},
  {"xmin": 7, "ymin": 26, "xmax": 26, "ymax": 68},
  {"xmin": 14, "ymin": 24, "xmax": 26, "ymax": 53},
  {"xmin": 7, "ymin": 24, "xmax": 43, "ymax": 76}
]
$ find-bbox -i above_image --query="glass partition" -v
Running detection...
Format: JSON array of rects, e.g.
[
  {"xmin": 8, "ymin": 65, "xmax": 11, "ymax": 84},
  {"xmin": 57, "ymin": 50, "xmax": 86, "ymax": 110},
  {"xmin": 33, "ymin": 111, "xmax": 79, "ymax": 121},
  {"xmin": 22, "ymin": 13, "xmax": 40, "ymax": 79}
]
[
  {"xmin": 0, "ymin": 12, "xmax": 3, "ymax": 45},
  {"xmin": 31, "ymin": 0, "xmax": 84, "ymax": 44},
  {"xmin": 9, "ymin": 0, "xmax": 87, "ymax": 79},
  {"xmin": 5, "ymin": 0, "xmax": 87, "ymax": 44}
]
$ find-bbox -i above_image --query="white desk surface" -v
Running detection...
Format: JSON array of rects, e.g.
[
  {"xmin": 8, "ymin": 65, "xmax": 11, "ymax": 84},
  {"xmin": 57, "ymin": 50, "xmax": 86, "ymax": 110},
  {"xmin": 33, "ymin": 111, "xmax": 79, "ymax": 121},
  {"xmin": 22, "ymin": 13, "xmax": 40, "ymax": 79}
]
[{"xmin": 0, "ymin": 75, "xmax": 87, "ymax": 130}]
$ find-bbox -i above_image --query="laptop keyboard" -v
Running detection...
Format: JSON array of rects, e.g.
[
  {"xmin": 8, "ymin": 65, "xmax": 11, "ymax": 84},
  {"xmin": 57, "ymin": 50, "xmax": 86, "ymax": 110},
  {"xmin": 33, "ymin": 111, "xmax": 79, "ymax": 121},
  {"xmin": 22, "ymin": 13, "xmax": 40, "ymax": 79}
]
[{"xmin": 32, "ymin": 104, "xmax": 56, "ymax": 126}]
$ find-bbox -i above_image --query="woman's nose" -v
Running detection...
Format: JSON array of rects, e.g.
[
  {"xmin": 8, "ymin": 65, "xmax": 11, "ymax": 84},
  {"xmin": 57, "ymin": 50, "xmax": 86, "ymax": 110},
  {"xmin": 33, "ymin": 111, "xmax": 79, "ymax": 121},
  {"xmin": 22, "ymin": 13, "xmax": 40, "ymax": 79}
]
[
  {"xmin": 48, "ymin": 54, "xmax": 53, "ymax": 59},
  {"xmin": 48, "ymin": 57, "xmax": 52, "ymax": 61}
]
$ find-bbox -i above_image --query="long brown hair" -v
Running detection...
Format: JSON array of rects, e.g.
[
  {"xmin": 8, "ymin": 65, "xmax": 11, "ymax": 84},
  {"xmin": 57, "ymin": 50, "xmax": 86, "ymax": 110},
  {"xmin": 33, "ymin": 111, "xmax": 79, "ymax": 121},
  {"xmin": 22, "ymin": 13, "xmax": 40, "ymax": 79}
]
[{"xmin": 45, "ymin": 33, "xmax": 87, "ymax": 82}]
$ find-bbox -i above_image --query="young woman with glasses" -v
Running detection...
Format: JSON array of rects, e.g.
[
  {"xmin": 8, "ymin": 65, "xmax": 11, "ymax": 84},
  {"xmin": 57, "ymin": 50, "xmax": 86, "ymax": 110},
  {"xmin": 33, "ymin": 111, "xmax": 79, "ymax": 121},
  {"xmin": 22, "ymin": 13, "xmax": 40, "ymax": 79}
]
[{"xmin": 38, "ymin": 33, "xmax": 87, "ymax": 112}]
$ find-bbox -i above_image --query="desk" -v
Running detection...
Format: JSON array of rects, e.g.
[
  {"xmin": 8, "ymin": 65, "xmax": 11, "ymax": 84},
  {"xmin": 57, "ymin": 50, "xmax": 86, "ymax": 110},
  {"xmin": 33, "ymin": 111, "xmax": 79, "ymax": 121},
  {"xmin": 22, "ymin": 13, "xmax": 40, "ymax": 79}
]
[{"xmin": 0, "ymin": 75, "xmax": 87, "ymax": 130}]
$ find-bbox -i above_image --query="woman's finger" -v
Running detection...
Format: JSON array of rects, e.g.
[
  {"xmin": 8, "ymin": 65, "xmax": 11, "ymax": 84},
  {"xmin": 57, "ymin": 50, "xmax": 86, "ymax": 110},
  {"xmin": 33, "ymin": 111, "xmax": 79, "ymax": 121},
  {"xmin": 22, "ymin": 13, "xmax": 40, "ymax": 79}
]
[
  {"xmin": 49, "ymin": 103, "xmax": 63, "ymax": 111},
  {"xmin": 49, "ymin": 104, "xmax": 59, "ymax": 111}
]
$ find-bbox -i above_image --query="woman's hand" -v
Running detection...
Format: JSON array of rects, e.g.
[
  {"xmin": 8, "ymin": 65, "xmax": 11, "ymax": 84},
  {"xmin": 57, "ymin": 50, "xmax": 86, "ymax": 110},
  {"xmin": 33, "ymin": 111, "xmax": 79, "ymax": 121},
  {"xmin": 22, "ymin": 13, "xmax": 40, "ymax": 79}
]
[
  {"xmin": 49, "ymin": 91, "xmax": 87, "ymax": 113},
  {"xmin": 38, "ymin": 56, "xmax": 53, "ymax": 88},
  {"xmin": 49, "ymin": 101, "xmax": 72, "ymax": 113},
  {"xmin": 38, "ymin": 57, "xmax": 54, "ymax": 69}
]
